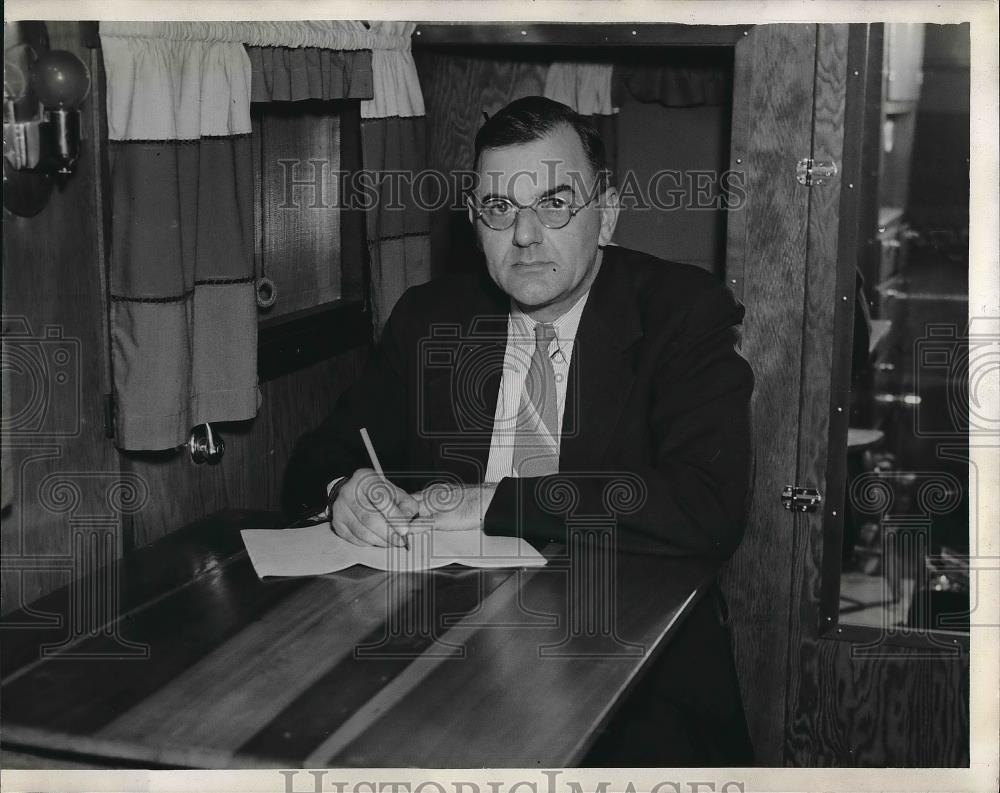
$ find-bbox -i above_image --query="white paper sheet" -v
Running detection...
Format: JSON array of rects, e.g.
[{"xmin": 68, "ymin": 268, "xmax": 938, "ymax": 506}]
[{"xmin": 240, "ymin": 524, "xmax": 547, "ymax": 578}]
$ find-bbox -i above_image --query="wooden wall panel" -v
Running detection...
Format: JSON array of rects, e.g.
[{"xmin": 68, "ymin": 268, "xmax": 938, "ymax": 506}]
[
  {"xmin": 257, "ymin": 103, "xmax": 343, "ymax": 319},
  {"xmin": 783, "ymin": 23, "xmax": 852, "ymax": 761},
  {"xmin": 124, "ymin": 348, "xmax": 367, "ymax": 548},
  {"xmin": 414, "ymin": 49, "xmax": 548, "ymax": 276},
  {"xmin": 786, "ymin": 642, "xmax": 969, "ymax": 765},
  {"xmin": 717, "ymin": 24, "xmax": 818, "ymax": 766},
  {"xmin": 1, "ymin": 23, "xmax": 121, "ymax": 615},
  {"xmin": 416, "ymin": 49, "xmax": 548, "ymax": 179}
]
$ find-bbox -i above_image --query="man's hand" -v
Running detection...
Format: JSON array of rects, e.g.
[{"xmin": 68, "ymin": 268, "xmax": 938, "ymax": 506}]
[
  {"xmin": 329, "ymin": 468, "xmax": 419, "ymax": 547},
  {"xmin": 412, "ymin": 483, "xmax": 498, "ymax": 532}
]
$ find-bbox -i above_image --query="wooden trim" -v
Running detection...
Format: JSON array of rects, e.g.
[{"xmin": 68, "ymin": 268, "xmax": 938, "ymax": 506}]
[
  {"xmin": 859, "ymin": 25, "xmax": 886, "ymax": 294},
  {"xmin": 716, "ymin": 23, "xmax": 818, "ymax": 767},
  {"xmin": 412, "ymin": 23, "xmax": 750, "ymax": 48},
  {"xmin": 818, "ymin": 24, "xmax": 881, "ymax": 635},
  {"xmin": 339, "ymin": 100, "xmax": 367, "ymax": 304},
  {"xmin": 257, "ymin": 300, "xmax": 372, "ymax": 383},
  {"xmin": 80, "ymin": 21, "xmax": 100, "ymax": 48},
  {"xmin": 252, "ymin": 98, "xmax": 370, "ymax": 378},
  {"xmin": 820, "ymin": 622, "xmax": 969, "ymax": 651},
  {"xmin": 723, "ymin": 31, "xmax": 754, "ymax": 299}
]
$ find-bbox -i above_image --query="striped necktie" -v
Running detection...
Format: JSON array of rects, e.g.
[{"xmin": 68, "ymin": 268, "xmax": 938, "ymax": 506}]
[{"xmin": 512, "ymin": 322, "xmax": 560, "ymax": 477}]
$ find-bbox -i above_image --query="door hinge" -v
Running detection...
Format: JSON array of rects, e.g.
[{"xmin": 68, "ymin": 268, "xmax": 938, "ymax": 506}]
[
  {"xmin": 795, "ymin": 158, "xmax": 838, "ymax": 186},
  {"xmin": 781, "ymin": 485, "xmax": 823, "ymax": 513}
]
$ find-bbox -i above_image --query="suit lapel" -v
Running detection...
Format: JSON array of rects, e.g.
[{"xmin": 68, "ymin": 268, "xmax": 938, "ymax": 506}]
[
  {"xmin": 423, "ymin": 275, "xmax": 508, "ymax": 483},
  {"xmin": 560, "ymin": 248, "xmax": 642, "ymax": 472}
]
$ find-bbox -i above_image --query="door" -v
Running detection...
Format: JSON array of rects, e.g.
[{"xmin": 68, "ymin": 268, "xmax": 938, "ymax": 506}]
[{"xmin": 720, "ymin": 23, "xmax": 853, "ymax": 765}]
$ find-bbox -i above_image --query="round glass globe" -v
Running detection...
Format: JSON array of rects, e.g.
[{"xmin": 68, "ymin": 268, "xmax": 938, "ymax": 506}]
[{"xmin": 31, "ymin": 50, "xmax": 91, "ymax": 109}]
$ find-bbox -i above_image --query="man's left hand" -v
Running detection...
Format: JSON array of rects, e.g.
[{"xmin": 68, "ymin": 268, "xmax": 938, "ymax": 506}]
[{"xmin": 412, "ymin": 483, "xmax": 498, "ymax": 532}]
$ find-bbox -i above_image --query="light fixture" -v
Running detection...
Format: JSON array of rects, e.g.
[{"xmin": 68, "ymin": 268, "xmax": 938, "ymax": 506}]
[
  {"xmin": 4, "ymin": 49, "xmax": 90, "ymax": 174},
  {"xmin": 3, "ymin": 23, "xmax": 91, "ymax": 217}
]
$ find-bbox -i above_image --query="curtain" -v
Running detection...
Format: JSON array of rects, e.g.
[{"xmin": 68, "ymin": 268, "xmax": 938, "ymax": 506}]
[
  {"xmin": 100, "ymin": 21, "xmax": 431, "ymax": 449},
  {"xmin": 358, "ymin": 22, "xmax": 431, "ymax": 333},
  {"xmin": 611, "ymin": 62, "xmax": 731, "ymax": 108},
  {"xmin": 100, "ymin": 24, "xmax": 258, "ymax": 451},
  {"xmin": 544, "ymin": 62, "xmax": 617, "ymax": 116},
  {"xmin": 542, "ymin": 62, "xmax": 619, "ymax": 181},
  {"xmin": 247, "ymin": 47, "xmax": 372, "ymax": 102}
]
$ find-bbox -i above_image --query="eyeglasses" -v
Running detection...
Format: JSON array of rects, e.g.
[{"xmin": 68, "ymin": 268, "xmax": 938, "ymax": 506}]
[{"xmin": 471, "ymin": 192, "xmax": 599, "ymax": 231}]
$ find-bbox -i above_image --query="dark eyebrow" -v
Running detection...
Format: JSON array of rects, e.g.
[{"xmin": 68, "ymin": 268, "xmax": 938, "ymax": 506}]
[{"xmin": 477, "ymin": 184, "xmax": 574, "ymax": 204}]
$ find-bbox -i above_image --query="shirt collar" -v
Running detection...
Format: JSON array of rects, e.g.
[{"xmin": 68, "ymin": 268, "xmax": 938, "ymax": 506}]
[{"xmin": 509, "ymin": 289, "xmax": 592, "ymax": 356}]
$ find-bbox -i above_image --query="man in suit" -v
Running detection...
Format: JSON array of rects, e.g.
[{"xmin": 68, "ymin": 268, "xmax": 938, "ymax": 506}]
[{"xmin": 284, "ymin": 96, "xmax": 754, "ymax": 765}]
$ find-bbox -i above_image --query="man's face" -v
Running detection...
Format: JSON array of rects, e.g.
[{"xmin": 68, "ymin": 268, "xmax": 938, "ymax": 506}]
[{"xmin": 470, "ymin": 125, "xmax": 619, "ymax": 322}]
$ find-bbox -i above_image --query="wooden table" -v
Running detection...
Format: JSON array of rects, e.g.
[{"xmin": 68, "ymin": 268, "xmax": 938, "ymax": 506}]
[{"xmin": 1, "ymin": 511, "xmax": 716, "ymax": 769}]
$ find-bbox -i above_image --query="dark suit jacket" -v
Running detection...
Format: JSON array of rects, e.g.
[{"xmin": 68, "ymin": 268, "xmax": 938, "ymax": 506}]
[
  {"xmin": 283, "ymin": 245, "xmax": 754, "ymax": 559},
  {"xmin": 283, "ymin": 244, "xmax": 756, "ymax": 763}
]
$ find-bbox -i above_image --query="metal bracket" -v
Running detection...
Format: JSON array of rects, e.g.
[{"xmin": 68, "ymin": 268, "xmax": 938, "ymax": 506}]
[
  {"xmin": 781, "ymin": 485, "xmax": 823, "ymax": 513},
  {"xmin": 796, "ymin": 158, "xmax": 838, "ymax": 186}
]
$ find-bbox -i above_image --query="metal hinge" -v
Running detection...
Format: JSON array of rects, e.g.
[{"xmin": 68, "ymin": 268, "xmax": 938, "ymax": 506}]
[
  {"xmin": 781, "ymin": 485, "xmax": 823, "ymax": 513},
  {"xmin": 795, "ymin": 158, "xmax": 838, "ymax": 186}
]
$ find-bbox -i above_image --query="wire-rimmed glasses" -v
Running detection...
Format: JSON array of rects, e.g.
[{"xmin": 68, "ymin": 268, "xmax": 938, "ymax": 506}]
[{"xmin": 470, "ymin": 191, "xmax": 599, "ymax": 231}]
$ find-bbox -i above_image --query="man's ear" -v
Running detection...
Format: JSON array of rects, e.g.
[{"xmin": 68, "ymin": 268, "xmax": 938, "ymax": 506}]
[
  {"xmin": 466, "ymin": 197, "xmax": 485, "ymax": 252},
  {"xmin": 598, "ymin": 186, "xmax": 621, "ymax": 247}
]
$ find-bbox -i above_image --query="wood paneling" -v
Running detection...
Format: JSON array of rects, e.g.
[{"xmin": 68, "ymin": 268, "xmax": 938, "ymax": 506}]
[
  {"xmin": 718, "ymin": 24, "xmax": 818, "ymax": 766},
  {"xmin": 1, "ymin": 23, "xmax": 120, "ymax": 614},
  {"xmin": 723, "ymin": 35, "xmax": 753, "ymax": 303},
  {"xmin": 124, "ymin": 348, "xmax": 367, "ymax": 548},
  {"xmin": 414, "ymin": 49, "xmax": 548, "ymax": 276},
  {"xmin": 256, "ymin": 102, "xmax": 344, "ymax": 319},
  {"xmin": 786, "ymin": 641, "xmax": 969, "ymax": 765},
  {"xmin": 798, "ymin": 24, "xmax": 851, "ymax": 634},
  {"xmin": 416, "ymin": 49, "xmax": 549, "ymax": 173}
]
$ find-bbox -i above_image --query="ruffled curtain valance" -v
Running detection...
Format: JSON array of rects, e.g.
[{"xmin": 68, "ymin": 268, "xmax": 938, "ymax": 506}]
[
  {"xmin": 100, "ymin": 33, "xmax": 252, "ymax": 140},
  {"xmin": 103, "ymin": 20, "xmax": 425, "ymax": 119},
  {"xmin": 247, "ymin": 47, "xmax": 372, "ymax": 102},
  {"xmin": 543, "ymin": 62, "xmax": 617, "ymax": 116}
]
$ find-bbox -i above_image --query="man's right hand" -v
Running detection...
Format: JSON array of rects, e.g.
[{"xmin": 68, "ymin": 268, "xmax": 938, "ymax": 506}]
[{"xmin": 329, "ymin": 468, "xmax": 419, "ymax": 548}]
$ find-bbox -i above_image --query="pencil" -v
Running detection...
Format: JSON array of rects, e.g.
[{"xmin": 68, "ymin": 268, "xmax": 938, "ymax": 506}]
[{"xmin": 359, "ymin": 427, "xmax": 410, "ymax": 550}]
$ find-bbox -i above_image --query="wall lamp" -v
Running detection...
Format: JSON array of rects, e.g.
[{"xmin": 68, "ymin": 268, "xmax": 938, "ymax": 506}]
[{"xmin": 3, "ymin": 25, "xmax": 91, "ymax": 217}]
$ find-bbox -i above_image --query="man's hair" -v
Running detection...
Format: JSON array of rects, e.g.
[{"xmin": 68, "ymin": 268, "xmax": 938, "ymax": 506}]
[{"xmin": 473, "ymin": 96, "xmax": 611, "ymax": 188}]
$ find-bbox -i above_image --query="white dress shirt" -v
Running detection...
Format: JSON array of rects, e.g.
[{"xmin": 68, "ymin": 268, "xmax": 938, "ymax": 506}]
[
  {"xmin": 323, "ymin": 288, "xmax": 592, "ymax": 508},
  {"xmin": 484, "ymin": 289, "xmax": 591, "ymax": 483}
]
